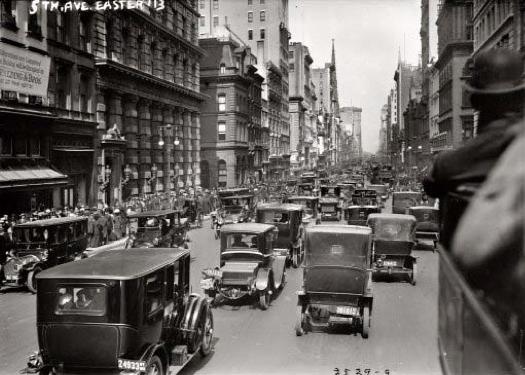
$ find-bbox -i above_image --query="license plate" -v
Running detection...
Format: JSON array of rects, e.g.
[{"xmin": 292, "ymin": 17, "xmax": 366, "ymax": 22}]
[
  {"xmin": 118, "ymin": 359, "xmax": 146, "ymax": 372},
  {"xmin": 383, "ymin": 261, "xmax": 397, "ymax": 267}
]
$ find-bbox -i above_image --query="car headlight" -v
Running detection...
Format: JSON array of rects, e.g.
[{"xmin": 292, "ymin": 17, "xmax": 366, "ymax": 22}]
[{"xmin": 41, "ymin": 250, "xmax": 48, "ymax": 261}]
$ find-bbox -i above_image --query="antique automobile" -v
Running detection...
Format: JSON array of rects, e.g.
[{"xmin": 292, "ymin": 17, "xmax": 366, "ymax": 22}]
[
  {"xmin": 318, "ymin": 197, "xmax": 341, "ymax": 222},
  {"xmin": 256, "ymin": 203, "xmax": 305, "ymax": 268},
  {"xmin": 300, "ymin": 172, "xmax": 316, "ymax": 185},
  {"xmin": 297, "ymin": 182, "xmax": 315, "ymax": 196},
  {"xmin": 200, "ymin": 223, "xmax": 286, "ymax": 310},
  {"xmin": 217, "ymin": 187, "xmax": 251, "ymax": 198},
  {"xmin": 408, "ymin": 206, "xmax": 439, "ymax": 249},
  {"xmin": 182, "ymin": 197, "xmax": 199, "ymax": 224},
  {"xmin": 367, "ymin": 213, "xmax": 417, "ymax": 285},
  {"xmin": 345, "ymin": 205, "xmax": 381, "ymax": 226},
  {"xmin": 1, "ymin": 217, "xmax": 88, "ymax": 293},
  {"xmin": 126, "ymin": 209, "xmax": 188, "ymax": 249},
  {"xmin": 337, "ymin": 182, "xmax": 357, "ymax": 202},
  {"xmin": 367, "ymin": 184, "xmax": 389, "ymax": 206},
  {"xmin": 392, "ymin": 191, "xmax": 422, "ymax": 214},
  {"xmin": 218, "ymin": 194, "xmax": 255, "ymax": 224},
  {"xmin": 285, "ymin": 196, "xmax": 320, "ymax": 224},
  {"xmin": 28, "ymin": 248, "xmax": 213, "ymax": 375},
  {"xmin": 352, "ymin": 189, "xmax": 378, "ymax": 206},
  {"xmin": 296, "ymin": 225, "xmax": 373, "ymax": 337},
  {"xmin": 320, "ymin": 185, "xmax": 341, "ymax": 198}
]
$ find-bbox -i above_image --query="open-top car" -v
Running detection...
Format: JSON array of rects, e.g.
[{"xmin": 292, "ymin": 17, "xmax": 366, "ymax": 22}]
[
  {"xmin": 218, "ymin": 194, "xmax": 255, "ymax": 224},
  {"xmin": 200, "ymin": 223, "xmax": 287, "ymax": 310},
  {"xmin": 296, "ymin": 225, "xmax": 373, "ymax": 337},
  {"xmin": 285, "ymin": 196, "xmax": 320, "ymax": 224},
  {"xmin": 345, "ymin": 205, "xmax": 381, "ymax": 226},
  {"xmin": 367, "ymin": 213, "xmax": 417, "ymax": 285},
  {"xmin": 256, "ymin": 203, "xmax": 305, "ymax": 267},
  {"xmin": 1, "ymin": 217, "xmax": 88, "ymax": 293},
  {"xmin": 392, "ymin": 191, "xmax": 422, "ymax": 214},
  {"xmin": 29, "ymin": 248, "xmax": 213, "ymax": 375},
  {"xmin": 408, "ymin": 206, "xmax": 439, "ymax": 249},
  {"xmin": 318, "ymin": 197, "xmax": 341, "ymax": 222},
  {"xmin": 127, "ymin": 209, "xmax": 188, "ymax": 249}
]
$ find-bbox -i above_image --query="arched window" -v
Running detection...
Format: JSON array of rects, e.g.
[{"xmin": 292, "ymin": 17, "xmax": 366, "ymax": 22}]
[{"xmin": 218, "ymin": 160, "xmax": 227, "ymax": 188}]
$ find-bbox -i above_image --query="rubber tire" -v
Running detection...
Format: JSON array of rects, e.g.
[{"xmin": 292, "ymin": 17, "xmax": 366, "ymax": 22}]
[
  {"xmin": 145, "ymin": 355, "xmax": 164, "ymax": 375},
  {"xmin": 411, "ymin": 262, "xmax": 417, "ymax": 286},
  {"xmin": 361, "ymin": 305, "xmax": 370, "ymax": 339},
  {"xmin": 199, "ymin": 306, "xmax": 214, "ymax": 357},
  {"xmin": 27, "ymin": 267, "xmax": 42, "ymax": 294},
  {"xmin": 258, "ymin": 290, "xmax": 270, "ymax": 310},
  {"xmin": 280, "ymin": 270, "xmax": 286, "ymax": 289},
  {"xmin": 292, "ymin": 247, "xmax": 299, "ymax": 268},
  {"xmin": 295, "ymin": 305, "xmax": 305, "ymax": 336}
]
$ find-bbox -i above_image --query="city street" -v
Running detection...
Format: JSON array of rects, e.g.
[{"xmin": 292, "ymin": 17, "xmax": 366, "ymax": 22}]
[{"xmin": 0, "ymin": 212, "xmax": 441, "ymax": 375}]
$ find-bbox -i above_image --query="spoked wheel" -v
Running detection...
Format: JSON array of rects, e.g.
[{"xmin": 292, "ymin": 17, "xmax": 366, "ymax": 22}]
[
  {"xmin": 280, "ymin": 270, "xmax": 286, "ymax": 289},
  {"xmin": 145, "ymin": 355, "xmax": 164, "ymax": 375},
  {"xmin": 27, "ymin": 267, "xmax": 42, "ymax": 294},
  {"xmin": 292, "ymin": 247, "xmax": 299, "ymax": 268},
  {"xmin": 295, "ymin": 305, "xmax": 306, "ymax": 336},
  {"xmin": 199, "ymin": 306, "xmax": 214, "ymax": 357},
  {"xmin": 410, "ymin": 262, "xmax": 417, "ymax": 286},
  {"xmin": 258, "ymin": 289, "xmax": 270, "ymax": 310},
  {"xmin": 361, "ymin": 305, "xmax": 370, "ymax": 339}
]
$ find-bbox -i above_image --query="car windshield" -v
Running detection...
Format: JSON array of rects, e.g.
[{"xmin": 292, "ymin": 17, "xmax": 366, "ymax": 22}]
[
  {"xmin": 224, "ymin": 233, "xmax": 259, "ymax": 250},
  {"xmin": 370, "ymin": 220, "xmax": 415, "ymax": 241},
  {"xmin": 224, "ymin": 206, "xmax": 243, "ymax": 214},
  {"xmin": 259, "ymin": 211, "xmax": 289, "ymax": 224},
  {"xmin": 321, "ymin": 205, "xmax": 336, "ymax": 212},
  {"xmin": 14, "ymin": 227, "xmax": 47, "ymax": 243},
  {"xmin": 55, "ymin": 286, "xmax": 107, "ymax": 316}
]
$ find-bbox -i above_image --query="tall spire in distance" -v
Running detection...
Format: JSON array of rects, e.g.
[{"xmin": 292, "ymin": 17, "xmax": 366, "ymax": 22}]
[{"xmin": 330, "ymin": 39, "xmax": 340, "ymax": 117}]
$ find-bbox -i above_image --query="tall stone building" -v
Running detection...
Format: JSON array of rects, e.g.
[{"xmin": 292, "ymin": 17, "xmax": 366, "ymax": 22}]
[
  {"xmin": 0, "ymin": 1, "xmax": 97, "ymax": 213},
  {"xmin": 288, "ymin": 42, "xmax": 317, "ymax": 173},
  {"xmin": 339, "ymin": 106, "xmax": 362, "ymax": 160},
  {"xmin": 199, "ymin": 35, "xmax": 266, "ymax": 188},
  {"xmin": 434, "ymin": 0, "xmax": 474, "ymax": 151},
  {"xmin": 93, "ymin": 3, "xmax": 205, "ymax": 205},
  {"xmin": 198, "ymin": 0, "xmax": 291, "ymax": 180}
]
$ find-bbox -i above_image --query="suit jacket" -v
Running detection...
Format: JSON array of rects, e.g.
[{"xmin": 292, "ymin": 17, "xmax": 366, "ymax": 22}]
[{"xmin": 423, "ymin": 116, "xmax": 522, "ymax": 199}]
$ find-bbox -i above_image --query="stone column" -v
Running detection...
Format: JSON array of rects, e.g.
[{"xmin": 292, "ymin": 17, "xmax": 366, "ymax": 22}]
[
  {"xmin": 182, "ymin": 110, "xmax": 191, "ymax": 186},
  {"xmin": 163, "ymin": 107, "xmax": 174, "ymax": 192},
  {"xmin": 151, "ymin": 103, "xmax": 164, "ymax": 192},
  {"xmin": 173, "ymin": 108, "xmax": 183, "ymax": 189},
  {"xmin": 191, "ymin": 112, "xmax": 201, "ymax": 187},
  {"xmin": 138, "ymin": 99, "xmax": 152, "ymax": 195},
  {"xmin": 123, "ymin": 94, "xmax": 139, "ymax": 197}
]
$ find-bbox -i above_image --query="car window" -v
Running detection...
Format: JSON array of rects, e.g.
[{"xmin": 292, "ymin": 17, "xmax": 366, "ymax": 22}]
[
  {"xmin": 55, "ymin": 286, "xmax": 106, "ymax": 316},
  {"xmin": 226, "ymin": 234, "xmax": 258, "ymax": 249},
  {"xmin": 144, "ymin": 270, "xmax": 164, "ymax": 318}
]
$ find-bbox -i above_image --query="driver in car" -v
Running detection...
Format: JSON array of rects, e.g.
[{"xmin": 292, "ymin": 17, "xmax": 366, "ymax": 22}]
[{"xmin": 232, "ymin": 234, "xmax": 248, "ymax": 248}]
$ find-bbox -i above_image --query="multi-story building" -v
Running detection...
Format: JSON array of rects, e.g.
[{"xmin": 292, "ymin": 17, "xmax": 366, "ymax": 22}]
[
  {"xmin": 471, "ymin": 0, "xmax": 524, "ymax": 134},
  {"xmin": 93, "ymin": 2, "xmax": 205, "ymax": 205},
  {"xmin": 339, "ymin": 106, "xmax": 362, "ymax": 160},
  {"xmin": 288, "ymin": 42, "xmax": 316, "ymax": 173},
  {"xmin": 0, "ymin": 2, "xmax": 97, "ymax": 214},
  {"xmin": 199, "ymin": 35, "xmax": 265, "ymax": 188},
  {"xmin": 435, "ymin": 0, "xmax": 474, "ymax": 151},
  {"xmin": 199, "ymin": 0, "xmax": 291, "ymax": 180},
  {"xmin": 378, "ymin": 105, "xmax": 389, "ymax": 164}
]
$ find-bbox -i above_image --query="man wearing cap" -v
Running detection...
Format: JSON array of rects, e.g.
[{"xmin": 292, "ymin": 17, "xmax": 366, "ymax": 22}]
[{"xmin": 423, "ymin": 49, "xmax": 524, "ymax": 200}]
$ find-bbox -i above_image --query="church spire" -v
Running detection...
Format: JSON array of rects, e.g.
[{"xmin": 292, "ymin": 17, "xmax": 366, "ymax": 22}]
[
  {"xmin": 330, "ymin": 39, "xmax": 339, "ymax": 117},
  {"xmin": 331, "ymin": 38, "xmax": 336, "ymax": 67}
]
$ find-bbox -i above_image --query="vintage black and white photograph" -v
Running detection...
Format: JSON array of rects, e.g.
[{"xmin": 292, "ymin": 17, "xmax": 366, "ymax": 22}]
[{"xmin": 0, "ymin": 0, "xmax": 523, "ymax": 374}]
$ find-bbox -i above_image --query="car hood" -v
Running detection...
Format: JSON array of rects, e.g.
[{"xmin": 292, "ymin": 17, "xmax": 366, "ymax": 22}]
[{"xmin": 220, "ymin": 262, "xmax": 259, "ymax": 284}]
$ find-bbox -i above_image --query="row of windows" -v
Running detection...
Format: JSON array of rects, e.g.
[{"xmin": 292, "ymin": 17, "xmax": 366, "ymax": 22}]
[
  {"xmin": 248, "ymin": 29, "xmax": 265, "ymax": 40},
  {"xmin": 474, "ymin": 0, "xmax": 512, "ymax": 47},
  {"xmin": 0, "ymin": 135, "xmax": 47, "ymax": 158},
  {"xmin": 248, "ymin": 11, "xmax": 266, "ymax": 22}
]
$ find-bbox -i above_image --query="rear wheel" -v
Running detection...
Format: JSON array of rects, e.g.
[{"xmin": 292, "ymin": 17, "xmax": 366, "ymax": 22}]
[
  {"xmin": 145, "ymin": 355, "xmax": 164, "ymax": 375},
  {"xmin": 27, "ymin": 267, "xmax": 42, "ymax": 294},
  {"xmin": 292, "ymin": 247, "xmax": 299, "ymax": 268},
  {"xmin": 199, "ymin": 306, "xmax": 214, "ymax": 357},
  {"xmin": 295, "ymin": 305, "xmax": 305, "ymax": 336},
  {"xmin": 361, "ymin": 305, "xmax": 370, "ymax": 339},
  {"xmin": 410, "ymin": 262, "xmax": 417, "ymax": 286}
]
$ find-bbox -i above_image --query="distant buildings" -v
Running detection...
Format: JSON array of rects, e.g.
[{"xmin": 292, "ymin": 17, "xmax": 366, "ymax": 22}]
[{"xmin": 339, "ymin": 106, "xmax": 362, "ymax": 161}]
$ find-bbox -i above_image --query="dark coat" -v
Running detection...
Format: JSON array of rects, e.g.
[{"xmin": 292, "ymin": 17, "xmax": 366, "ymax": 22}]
[{"xmin": 423, "ymin": 117, "xmax": 522, "ymax": 199}]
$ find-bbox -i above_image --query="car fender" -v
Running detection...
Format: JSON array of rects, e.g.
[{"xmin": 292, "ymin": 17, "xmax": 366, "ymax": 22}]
[
  {"xmin": 138, "ymin": 342, "xmax": 168, "ymax": 370},
  {"xmin": 271, "ymin": 255, "xmax": 287, "ymax": 288},
  {"xmin": 255, "ymin": 268, "xmax": 271, "ymax": 291}
]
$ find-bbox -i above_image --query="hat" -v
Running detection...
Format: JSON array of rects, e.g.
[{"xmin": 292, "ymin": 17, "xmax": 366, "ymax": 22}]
[
  {"xmin": 465, "ymin": 49, "xmax": 525, "ymax": 95},
  {"xmin": 114, "ymin": 208, "xmax": 120, "ymax": 214}
]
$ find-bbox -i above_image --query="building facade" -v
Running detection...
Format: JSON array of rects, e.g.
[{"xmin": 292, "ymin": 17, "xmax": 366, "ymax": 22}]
[
  {"xmin": 198, "ymin": 0, "xmax": 291, "ymax": 180},
  {"xmin": 435, "ymin": 0, "xmax": 474, "ymax": 152},
  {"xmin": 199, "ymin": 35, "xmax": 265, "ymax": 188},
  {"xmin": 339, "ymin": 106, "xmax": 362, "ymax": 161},
  {"xmin": 0, "ymin": 1, "xmax": 97, "ymax": 214},
  {"xmin": 93, "ymin": 3, "xmax": 205, "ymax": 206}
]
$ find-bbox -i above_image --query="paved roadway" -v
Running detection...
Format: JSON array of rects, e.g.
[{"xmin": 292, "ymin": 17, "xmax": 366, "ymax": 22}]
[{"xmin": 0, "ymin": 200, "xmax": 441, "ymax": 375}]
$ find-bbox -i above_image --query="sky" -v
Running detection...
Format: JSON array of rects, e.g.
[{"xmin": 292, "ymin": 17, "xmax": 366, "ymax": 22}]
[{"xmin": 289, "ymin": 0, "xmax": 429, "ymax": 153}]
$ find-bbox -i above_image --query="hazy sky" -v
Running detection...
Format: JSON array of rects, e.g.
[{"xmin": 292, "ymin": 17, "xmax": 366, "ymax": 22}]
[{"xmin": 289, "ymin": 0, "xmax": 425, "ymax": 153}]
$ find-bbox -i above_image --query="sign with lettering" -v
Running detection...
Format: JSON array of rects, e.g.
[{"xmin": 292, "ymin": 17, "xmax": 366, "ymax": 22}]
[{"xmin": 0, "ymin": 43, "xmax": 51, "ymax": 97}]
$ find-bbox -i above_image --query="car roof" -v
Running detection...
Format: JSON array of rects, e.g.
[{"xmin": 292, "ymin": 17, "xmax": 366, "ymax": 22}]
[
  {"xmin": 306, "ymin": 225, "xmax": 372, "ymax": 236},
  {"xmin": 37, "ymin": 248, "xmax": 189, "ymax": 280},
  {"xmin": 257, "ymin": 203, "xmax": 303, "ymax": 211},
  {"xmin": 346, "ymin": 205, "xmax": 379, "ymax": 209},
  {"xmin": 393, "ymin": 191, "xmax": 421, "ymax": 195},
  {"xmin": 319, "ymin": 197, "xmax": 339, "ymax": 203},
  {"xmin": 221, "ymin": 223, "xmax": 275, "ymax": 233},
  {"xmin": 287, "ymin": 196, "xmax": 318, "ymax": 200},
  {"xmin": 221, "ymin": 194, "xmax": 254, "ymax": 199},
  {"xmin": 127, "ymin": 209, "xmax": 180, "ymax": 218},
  {"xmin": 409, "ymin": 206, "xmax": 438, "ymax": 211},
  {"xmin": 367, "ymin": 213, "xmax": 417, "ymax": 222},
  {"xmin": 14, "ymin": 216, "xmax": 87, "ymax": 228}
]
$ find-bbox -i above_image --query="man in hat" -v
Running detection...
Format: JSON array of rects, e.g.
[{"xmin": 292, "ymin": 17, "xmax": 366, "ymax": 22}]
[{"xmin": 423, "ymin": 49, "xmax": 524, "ymax": 200}]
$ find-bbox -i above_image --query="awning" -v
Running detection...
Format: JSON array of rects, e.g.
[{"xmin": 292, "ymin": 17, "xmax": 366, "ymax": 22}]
[{"xmin": 0, "ymin": 167, "xmax": 69, "ymax": 190}]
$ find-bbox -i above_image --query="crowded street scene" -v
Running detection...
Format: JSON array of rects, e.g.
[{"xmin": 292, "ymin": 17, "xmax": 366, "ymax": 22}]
[{"xmin": 1, "ymin": 0, "xmax": 524, "ymax": 374}]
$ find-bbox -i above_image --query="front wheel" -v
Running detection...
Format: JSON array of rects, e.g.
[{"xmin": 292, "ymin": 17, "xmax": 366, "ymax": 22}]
[
  {"xmin": 292, "ymin": 247, "xmax": 299, "ymax": 268},
  {"xmin": 27, "ymin": 267, "xmax": 42, "ymax": 294},
  {"xmin": 410, "ymin": 262, "xmax": 417, "ymax": 286},
  {"xmin": 145, "ymin": 355, "xmax": 164, "ymax": 375},
  {"xmin": 199, "ymin": 306, "xmax": 214, "ymax": 357},
  {"xmin": 295, "ymin": 305, "xmax": 305, "ymax": 336},
  {"xmin": 361, "ymin": 305, "xmax": 370, "ymax": 339},
  {"xmin": 258, "ymin": 290, "xmax": 270, "ymax": 310}
]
